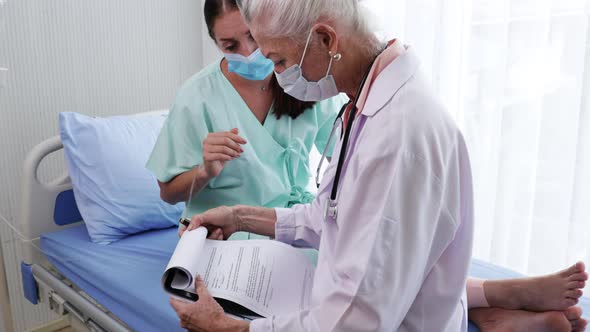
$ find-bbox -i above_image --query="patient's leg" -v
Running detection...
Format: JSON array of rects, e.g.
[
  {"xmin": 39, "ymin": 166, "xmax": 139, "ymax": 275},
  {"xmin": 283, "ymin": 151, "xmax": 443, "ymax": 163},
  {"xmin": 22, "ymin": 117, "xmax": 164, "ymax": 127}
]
[
  {"xmin": 469, "ymin": 306, "xmax": 586, "ymax": 332},
  {"xmin": 468, "ymin": 262, "xmax": 588, "ymax": 311}
]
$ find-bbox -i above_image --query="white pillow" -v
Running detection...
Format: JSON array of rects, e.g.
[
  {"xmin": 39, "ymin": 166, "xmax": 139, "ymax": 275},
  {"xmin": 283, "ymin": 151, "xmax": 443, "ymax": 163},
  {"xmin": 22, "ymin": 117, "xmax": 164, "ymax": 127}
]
[{"xmin": 59, "ymin": 111, "xmax": 183, "ymax": 244}]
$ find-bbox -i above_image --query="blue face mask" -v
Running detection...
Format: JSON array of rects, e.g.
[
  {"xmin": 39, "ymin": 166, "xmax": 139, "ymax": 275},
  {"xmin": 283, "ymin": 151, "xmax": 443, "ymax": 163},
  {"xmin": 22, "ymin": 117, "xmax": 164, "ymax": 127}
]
[{"xmin": 224, "ymin": 49, "xmax": 274, "ymax": 81}]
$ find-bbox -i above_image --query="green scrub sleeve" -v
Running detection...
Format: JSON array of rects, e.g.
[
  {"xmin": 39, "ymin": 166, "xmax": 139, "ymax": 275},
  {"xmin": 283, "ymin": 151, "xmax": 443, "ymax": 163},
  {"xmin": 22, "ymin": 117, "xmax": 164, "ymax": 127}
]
[{"xmin": 146, "ymin": 102, "xmax": 214, "ymax": 183}]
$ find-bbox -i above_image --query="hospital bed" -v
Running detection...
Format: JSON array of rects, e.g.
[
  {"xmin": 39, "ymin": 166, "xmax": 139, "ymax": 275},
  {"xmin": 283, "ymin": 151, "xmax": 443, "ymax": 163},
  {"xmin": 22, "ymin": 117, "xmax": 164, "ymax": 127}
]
[{"xmin": 18, "ymin": 124, "xmax": 590, "ymax": 332}]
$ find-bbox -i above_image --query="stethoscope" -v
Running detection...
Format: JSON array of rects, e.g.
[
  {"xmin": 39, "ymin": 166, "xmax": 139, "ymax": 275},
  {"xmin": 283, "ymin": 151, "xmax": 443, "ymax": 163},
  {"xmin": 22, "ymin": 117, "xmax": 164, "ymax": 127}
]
[{"xmin": 315, "ymin": 45, "xmax": 386, "ymax": 221}]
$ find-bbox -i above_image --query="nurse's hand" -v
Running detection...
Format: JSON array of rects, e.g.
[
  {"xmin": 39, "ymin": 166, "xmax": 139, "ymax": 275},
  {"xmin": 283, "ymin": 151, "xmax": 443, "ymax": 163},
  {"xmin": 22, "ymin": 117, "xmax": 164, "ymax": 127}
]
[
  {"xmin": 179, "ymin": 206, "xmax": 239, "ymax": 239},
  {"xmin": 202, "ymin": 128, "xmax": 247, "ymax": 179},
  {"xmin": 170, "ymin": 276, "xmax": 249, "ymax": 332}
]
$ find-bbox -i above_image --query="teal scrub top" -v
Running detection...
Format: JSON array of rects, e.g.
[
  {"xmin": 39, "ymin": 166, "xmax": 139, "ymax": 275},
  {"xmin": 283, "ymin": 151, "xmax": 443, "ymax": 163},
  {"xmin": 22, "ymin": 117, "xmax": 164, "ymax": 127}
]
[{"xmin": 147, "ymin": 59, "xmax": 348, "ymax": 220}]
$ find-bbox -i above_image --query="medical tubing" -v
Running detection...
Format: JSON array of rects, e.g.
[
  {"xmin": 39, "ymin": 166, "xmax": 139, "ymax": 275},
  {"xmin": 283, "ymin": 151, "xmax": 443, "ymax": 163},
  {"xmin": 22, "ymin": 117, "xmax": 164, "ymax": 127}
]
[
  {"xmin": 0, "ymin": 216, "xmax": 73, "ymax": 264},
  {"xmin": 1, "ymin": 217, "xmax": 91, "ymax": 265},
  {"xmin": 0, "ymin": 217, "xmax": 148, "ymax": 268},
  {"xmin": 182, "ymin": 165, "xmax": 200, "ymax": 220}
]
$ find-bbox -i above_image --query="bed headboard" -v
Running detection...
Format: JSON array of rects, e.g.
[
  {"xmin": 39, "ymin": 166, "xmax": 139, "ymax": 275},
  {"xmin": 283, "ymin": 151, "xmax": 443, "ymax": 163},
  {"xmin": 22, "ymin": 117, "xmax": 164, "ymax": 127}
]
[
  {"xmin": 19, "ymin": 110, "xmax": 169, "ymax": 264},
  {"xmin": 20, "ymin": 135, "xmax": 82, "ymax": 264}
]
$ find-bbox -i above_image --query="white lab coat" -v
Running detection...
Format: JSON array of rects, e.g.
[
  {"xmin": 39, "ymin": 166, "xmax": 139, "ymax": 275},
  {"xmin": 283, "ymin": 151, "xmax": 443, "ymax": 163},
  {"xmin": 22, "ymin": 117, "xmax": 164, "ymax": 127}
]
[{"xmin": 250, "ymin": 48, "xmax": 474, "ymax": 332}]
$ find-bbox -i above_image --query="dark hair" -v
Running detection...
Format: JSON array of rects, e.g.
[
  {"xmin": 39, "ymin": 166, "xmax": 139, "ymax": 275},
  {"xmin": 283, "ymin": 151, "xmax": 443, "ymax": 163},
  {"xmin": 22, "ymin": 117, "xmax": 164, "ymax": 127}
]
[{"xmin": 204, "ymin": 0, "xmax": 316, "ymax": 119}]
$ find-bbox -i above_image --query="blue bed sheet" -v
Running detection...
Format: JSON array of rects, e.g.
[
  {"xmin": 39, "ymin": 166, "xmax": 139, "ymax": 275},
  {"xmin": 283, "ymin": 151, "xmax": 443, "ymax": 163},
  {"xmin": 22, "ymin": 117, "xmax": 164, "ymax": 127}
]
[
  {"xmin": 41, "ymin": 225, "xmax": 589, "ymax": 332},
  {"xmin": 41, "ymin": 224, "xmax": 183, "ymax": 332}
]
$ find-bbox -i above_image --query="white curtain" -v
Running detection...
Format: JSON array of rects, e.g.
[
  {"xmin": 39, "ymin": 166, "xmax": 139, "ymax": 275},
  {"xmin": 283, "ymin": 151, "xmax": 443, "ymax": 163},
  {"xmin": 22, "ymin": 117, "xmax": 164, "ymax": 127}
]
[{"xmin": 362, "ymin": 0, "xmax": 590, "ymax": 276}]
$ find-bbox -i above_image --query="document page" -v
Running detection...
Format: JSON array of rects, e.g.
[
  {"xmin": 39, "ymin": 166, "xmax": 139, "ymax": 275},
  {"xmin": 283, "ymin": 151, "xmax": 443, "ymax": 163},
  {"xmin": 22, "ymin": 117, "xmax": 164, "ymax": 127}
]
[
  {"xmin": 202, "ymin": 239, "xmax": 315, "ymax": 317},
  {"xmin": 162, "ymin": 227, "xmax": 315, "ymax": 317},
  {"xmin": 162, "ymin": 227, "xmax": 208, "ymax": 301}
]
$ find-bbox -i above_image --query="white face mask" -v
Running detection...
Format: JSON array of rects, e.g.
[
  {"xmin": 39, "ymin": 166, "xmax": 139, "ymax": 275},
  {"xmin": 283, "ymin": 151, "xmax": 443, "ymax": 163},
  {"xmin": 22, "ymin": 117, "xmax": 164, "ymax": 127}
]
[{"xmin": 275, "ymin": 30, "xmax": 339, "ymax": 102}]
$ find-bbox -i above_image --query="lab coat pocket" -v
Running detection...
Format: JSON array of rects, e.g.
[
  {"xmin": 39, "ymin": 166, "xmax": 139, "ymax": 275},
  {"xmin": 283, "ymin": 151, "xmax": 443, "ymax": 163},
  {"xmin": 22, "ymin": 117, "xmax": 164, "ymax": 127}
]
[{"xmin": 360, "ymin": 216, "xmax": 400, "ymax": 294}]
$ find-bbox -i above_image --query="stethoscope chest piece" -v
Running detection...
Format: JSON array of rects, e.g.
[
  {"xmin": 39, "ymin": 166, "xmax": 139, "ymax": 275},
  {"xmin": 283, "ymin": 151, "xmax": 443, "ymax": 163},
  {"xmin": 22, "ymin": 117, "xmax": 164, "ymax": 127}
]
[{"xmin": 325, "ymin": 198, "xmax": 338, "ymax": 221}]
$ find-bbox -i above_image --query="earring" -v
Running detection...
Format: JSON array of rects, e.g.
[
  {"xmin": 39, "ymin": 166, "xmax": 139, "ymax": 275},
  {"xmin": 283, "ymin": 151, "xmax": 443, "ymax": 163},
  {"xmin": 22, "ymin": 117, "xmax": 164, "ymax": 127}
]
[{"xmin": 329, "ymin": 51, "xmax": 342, "ymax": 61}]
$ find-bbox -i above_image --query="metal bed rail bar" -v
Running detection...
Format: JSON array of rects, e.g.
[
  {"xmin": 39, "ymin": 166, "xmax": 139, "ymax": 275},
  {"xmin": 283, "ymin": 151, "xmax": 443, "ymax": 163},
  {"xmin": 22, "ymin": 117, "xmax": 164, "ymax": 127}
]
[{"xmin": 32, "ymin": 264, "xmax": 130, "ymax": 332}]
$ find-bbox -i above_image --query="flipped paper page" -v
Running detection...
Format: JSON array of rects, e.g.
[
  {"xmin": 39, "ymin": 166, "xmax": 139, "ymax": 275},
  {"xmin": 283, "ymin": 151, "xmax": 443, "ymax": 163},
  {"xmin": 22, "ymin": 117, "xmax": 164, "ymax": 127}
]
[{"xmin": 162, "ymin": 227, "xmax": 315, "ymax": 317}]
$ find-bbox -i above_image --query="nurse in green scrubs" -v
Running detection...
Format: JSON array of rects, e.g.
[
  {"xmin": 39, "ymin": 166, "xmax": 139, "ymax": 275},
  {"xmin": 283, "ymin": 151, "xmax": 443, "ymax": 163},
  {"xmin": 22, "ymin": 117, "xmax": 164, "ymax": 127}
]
[{"xmin": 146, "ymin": 0, "xmax": 347, "ymax": 241}]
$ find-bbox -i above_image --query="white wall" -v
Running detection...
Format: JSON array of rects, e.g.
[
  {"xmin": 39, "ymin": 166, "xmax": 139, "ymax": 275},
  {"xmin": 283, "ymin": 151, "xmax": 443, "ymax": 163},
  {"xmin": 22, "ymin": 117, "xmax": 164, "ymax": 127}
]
[
  {"xmin": 0, "ymin": 1, "xmax": 204, "ymax": 330},
  {"xmin": 0, "ymin": 242, "xmax": 8, "ymax": 332}
]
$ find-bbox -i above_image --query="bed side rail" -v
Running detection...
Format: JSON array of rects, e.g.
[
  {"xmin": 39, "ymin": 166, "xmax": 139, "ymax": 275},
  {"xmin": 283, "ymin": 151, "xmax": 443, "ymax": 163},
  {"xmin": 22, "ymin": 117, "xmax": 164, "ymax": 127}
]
[
  {"xmin": 33, "ymin": 264, "xmax": 130, "ymax": 332},
  {"xmin": 20, "ymin": 135, "xmax": 82, "ymax": 264}
]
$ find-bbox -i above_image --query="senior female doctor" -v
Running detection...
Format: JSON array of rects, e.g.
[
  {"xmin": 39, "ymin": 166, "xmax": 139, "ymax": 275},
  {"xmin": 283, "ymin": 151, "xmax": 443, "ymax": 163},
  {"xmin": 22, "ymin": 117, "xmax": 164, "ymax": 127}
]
[{"xmin": 170, "ymin": 0, "xmax": 474, "ymax": 331}]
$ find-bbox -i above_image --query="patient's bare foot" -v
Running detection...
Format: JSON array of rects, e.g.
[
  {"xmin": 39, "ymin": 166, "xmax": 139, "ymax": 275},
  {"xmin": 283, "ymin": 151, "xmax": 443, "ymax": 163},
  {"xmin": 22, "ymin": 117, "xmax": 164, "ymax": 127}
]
[
  {"xmin": 564, "ymin": 306, "xmax": 588, "ymax": 332},
  {"xmin": 484, "ymin": 262, "xmax": 588, "ymax": 311},
  {"xmin": 470, "ymin": 307, "xmax": 572, "ymax": 332}
]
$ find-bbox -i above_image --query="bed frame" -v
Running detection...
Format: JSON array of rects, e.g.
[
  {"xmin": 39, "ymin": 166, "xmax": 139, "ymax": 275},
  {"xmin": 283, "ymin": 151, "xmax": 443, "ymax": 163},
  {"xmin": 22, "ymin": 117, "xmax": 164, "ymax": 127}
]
[{"xmin": 19, "ymin": 135, "xmax": 131, "ymax": 332}]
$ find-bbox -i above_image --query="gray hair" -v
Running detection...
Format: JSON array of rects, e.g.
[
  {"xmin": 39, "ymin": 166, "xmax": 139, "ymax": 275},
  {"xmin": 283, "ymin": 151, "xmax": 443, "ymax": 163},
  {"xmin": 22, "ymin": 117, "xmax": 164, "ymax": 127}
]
[{"xmin": 238, "ymin": 0, "xmax": 378, "ymax": 45}]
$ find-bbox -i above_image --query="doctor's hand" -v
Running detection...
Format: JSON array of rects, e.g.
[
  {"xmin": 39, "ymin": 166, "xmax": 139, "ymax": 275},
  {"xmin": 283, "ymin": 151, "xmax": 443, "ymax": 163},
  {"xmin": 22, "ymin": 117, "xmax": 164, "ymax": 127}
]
[
  {"xmin": 178, "ymin": 223, "xmax": 225, "ymax": 239},
  {"xmin": 202, "ymin": 128, "xmax": 247, "ymax": 179},
  {"xmin": 179, "ymin": 206, "xmax": 239, "ymax": 239},
  {"xmin": 170, "ymin": 276, "xmax": 249, "ymax": 332}
]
